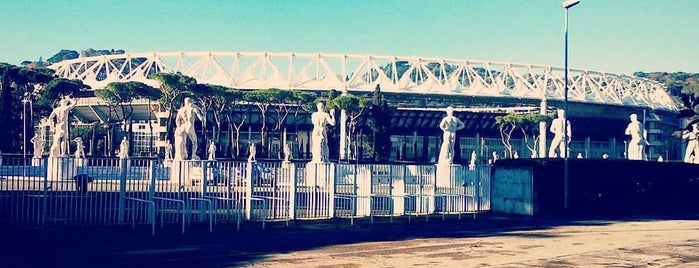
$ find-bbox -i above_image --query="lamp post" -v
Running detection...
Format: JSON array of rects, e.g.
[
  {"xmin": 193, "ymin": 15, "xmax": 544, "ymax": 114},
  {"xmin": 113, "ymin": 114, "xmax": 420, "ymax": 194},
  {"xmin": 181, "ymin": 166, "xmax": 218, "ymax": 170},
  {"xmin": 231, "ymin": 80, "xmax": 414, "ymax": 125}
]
[{"xmin": 563, "ymin": 0, "xmax": 580, "ymax": 211}]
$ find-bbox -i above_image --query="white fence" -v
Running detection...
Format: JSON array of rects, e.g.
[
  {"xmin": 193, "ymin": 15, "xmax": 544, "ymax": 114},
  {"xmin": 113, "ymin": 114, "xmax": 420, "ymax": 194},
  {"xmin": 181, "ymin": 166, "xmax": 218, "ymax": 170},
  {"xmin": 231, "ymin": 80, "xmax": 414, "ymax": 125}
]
[{"xmin": 0, "ymin": 157, "xmax": 490, "ymax": 233}]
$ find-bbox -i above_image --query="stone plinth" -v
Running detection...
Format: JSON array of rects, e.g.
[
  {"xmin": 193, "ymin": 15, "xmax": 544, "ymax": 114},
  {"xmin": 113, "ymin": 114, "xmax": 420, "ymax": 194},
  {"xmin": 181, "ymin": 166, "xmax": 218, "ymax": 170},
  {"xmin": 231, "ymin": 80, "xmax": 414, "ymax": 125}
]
[
  {"xmin": 436, "ymin": 164, "xmax": 460, "ymax": 188},
  {"xmin": 47, "ymin": 157, "xmax": 76, "ymax": 181},
  {"xmin": 305, "ymin": 162, "xmax": 335, "ymax": 188}
]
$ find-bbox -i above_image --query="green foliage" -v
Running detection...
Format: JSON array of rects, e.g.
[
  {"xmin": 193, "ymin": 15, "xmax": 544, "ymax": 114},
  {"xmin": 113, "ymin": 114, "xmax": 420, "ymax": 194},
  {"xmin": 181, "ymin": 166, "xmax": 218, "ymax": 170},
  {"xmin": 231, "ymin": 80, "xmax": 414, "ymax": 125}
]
[
  {"xmin": 366, "ymin": 85, "xmax": 394, "ymax": 161},
  {"xmin": 635, "ymin": 71, "xmax": 699, "ymax": 128},
  {"xmin": 80, "ymin": 48, "xmax": 125, "ymax": 58},
  {"xmin": 35, "ymin": 78, "xmax": 88, "ymax": 118},
  {"xmin": 495, "ymin": 112, "xmax": 552, "ymax": 158},
  {"xmin": 149, "ymin": 72, "xmax": 197, "ymax": 110},
  {"xmin": 46, "ymin": 50, "xmax": 79, "ymax": 64},
  {"xmin": 331, "ymin": 94, "xmax": 369, "ymax": 113},
  {"xmin": 97, "ymin": 81, "xmax": 161, "ymax": 104}
]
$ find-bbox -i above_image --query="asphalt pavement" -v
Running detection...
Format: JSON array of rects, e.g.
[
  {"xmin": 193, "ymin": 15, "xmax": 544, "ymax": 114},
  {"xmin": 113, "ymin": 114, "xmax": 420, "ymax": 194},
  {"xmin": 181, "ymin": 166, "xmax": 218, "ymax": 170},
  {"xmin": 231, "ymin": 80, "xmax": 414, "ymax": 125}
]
[{"xmin": 2, "ymin": 212, "xmax": 699, "ymax": 267}]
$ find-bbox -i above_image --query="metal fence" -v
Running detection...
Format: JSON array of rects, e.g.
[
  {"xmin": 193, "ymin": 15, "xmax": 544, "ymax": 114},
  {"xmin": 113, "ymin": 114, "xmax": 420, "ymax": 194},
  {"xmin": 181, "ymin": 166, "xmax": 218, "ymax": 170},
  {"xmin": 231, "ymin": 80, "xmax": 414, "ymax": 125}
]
[{"xmin": 0, "ymin": 156, "xmax": 490, "ymax": 233}]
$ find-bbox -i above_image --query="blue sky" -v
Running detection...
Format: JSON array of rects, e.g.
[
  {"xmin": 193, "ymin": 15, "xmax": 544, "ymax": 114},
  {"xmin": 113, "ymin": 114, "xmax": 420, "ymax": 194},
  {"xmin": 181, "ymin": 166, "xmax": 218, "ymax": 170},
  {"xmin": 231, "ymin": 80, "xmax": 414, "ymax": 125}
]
[{"xmin": 1, "ymin": 0, "xmax": 697, "ymax": 75}]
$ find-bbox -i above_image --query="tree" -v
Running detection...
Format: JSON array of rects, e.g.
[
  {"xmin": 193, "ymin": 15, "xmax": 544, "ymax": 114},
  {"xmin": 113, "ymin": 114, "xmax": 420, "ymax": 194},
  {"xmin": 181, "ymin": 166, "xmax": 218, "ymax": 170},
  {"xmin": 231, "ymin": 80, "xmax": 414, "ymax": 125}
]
[
  {"xmin": 150, "ymin": 72, "xmax": 197, "ymax": 139},
  {"xmin": 95, "ymin": 81, "xmax": 161, "ymax": 156},
  {"xmin": 331, "ymin": 93, "xmax": 369, "ymax": 160},
  {"xmin": 366, "ymin": 85, "xmax": 394, "ymax": 162},
  {"xmin": 495, "ymin": 112, "xmax": 551, "ymax": 158},
  {"xmin": 0, "ymin": 63, "xmax": 79, "ymax": 153},
  {"xmin": 46, "ymin": 50, "xmax": 79, "ymax": 64},
  {"xmin": 677, "ymin": 83, "xmax": 699, "ymax": 128}
]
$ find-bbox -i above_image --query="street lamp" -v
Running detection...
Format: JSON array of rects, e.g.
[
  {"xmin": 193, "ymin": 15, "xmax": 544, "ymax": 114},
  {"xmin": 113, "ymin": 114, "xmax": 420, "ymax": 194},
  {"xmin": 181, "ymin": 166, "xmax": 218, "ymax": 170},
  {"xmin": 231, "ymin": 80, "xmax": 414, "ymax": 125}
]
[{"xmin": 563, "ymin": 0, "xmax": 580, "ymax": 211}]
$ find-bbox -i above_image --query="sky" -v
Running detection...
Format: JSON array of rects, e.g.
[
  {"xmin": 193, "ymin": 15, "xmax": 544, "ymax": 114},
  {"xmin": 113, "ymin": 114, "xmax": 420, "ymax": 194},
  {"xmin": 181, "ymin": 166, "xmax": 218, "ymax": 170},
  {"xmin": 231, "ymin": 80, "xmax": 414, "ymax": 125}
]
[{"xmin": 0, "ymin": 0, "xmax": 697, "ymax": 75}]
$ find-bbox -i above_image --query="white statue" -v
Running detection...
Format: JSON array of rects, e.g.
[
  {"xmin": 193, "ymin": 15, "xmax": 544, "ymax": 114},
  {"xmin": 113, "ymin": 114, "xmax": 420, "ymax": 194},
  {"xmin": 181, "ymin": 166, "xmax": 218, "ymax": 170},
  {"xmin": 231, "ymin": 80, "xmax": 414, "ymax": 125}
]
[
  {"xmin": 248, "ymin": 143, "xmax": 256, "ymax": 162},
  {"xmin": 468, "ymin": 150, "xmax": 477, "ymax": 170},
  {"xmin": 173, "ymin": 123, "xmax": 188, "ymax": 160},
  {"xmin": 576, "ymin": 152, "xmax": 583, "ymax": 159},
  {"xmin": 174, "ymin": 97, "xmax": 204, "ymax": 160},
  {"xmin": 624, "ymin": 114, "xmax": 648, "ymax": 160},
  {"xmin": 548, "ymin": 109, "xmax": 571, "ymax": 158},
  {"xmin": 310, "ymin": 102, "xmax": 335, "ymax": 163},
  {"xmin": 118, "ymin": 137, "xmax": 129, "ymax": 159},
  {"xmin": 283, "ymin": 141, "xmax": 292, "ymax": 162},
  {"xmin": 513, "ymin": 151, "xmax": 519, "ymax": 159},
  {"xmin": 31, "ymin": 132, "xmax": 44, "ymax": 158},
  {"xmin": 164, "ymin": 139, "xmax": 173, "ymax": 160},
  {"xmin": 48, "ymin": 97, "xmax": 77, "ymax": 157},
  {"xmin": 683, "ymin": 122, "xmax": 699, "ymax": 163},
  {"xmin": 207, "ymin": 140, "xmax": 216, "ymax": 160},
  {"xmin": 437, "ymin": 106, "xmax": 465, "ymax": 165},
  {"xmin": 73, "ymin": 137, "xmax": 85, "ymax": 159},
  {"xmin": 492, "ymin": 151, "xmax": 499, "ymax": 162}
]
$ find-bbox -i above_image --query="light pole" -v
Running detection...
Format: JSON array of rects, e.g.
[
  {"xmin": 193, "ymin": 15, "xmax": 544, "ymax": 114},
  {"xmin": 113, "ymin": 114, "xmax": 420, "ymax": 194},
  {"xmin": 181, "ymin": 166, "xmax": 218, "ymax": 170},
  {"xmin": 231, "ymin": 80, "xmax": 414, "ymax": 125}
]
[{"xmin": 563, "ymin": 0, "xmax": 580, "ymax": 211}]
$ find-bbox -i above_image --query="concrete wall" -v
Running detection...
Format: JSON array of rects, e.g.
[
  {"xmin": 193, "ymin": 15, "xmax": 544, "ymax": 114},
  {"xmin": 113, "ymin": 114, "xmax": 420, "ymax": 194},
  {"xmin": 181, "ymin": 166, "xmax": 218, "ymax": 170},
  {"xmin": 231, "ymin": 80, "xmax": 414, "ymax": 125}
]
[{"xmin": 491, "ymin": 167, "xmax": 534, "ymax": 215}]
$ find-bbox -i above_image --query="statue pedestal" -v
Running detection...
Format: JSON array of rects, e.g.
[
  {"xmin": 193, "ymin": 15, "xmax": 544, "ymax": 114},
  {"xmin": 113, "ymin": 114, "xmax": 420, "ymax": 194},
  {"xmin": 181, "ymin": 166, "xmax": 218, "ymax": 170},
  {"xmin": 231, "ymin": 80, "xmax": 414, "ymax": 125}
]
[
  {"xmin": 171, "ymin": 160, "xmax": 204, "ymax": 185},
  {"xmin": 305, "ymin": 162, "xmax": 335, "ymax": 188},
  {"xmin": 355, "ymin": 166, "xmax": 372, "ymax": 217},
  {"xmin": 170, "ymin": 160, "xmax": 184, "ymax": 184},
  {"xmin": 436, "ymin": 164, "xmax": 460, "ymax": 189},
  {"xmin": 47, "ymin": 157, "xmax": 76, "ymax": 181},
  {"xmin": 75, "ymin": 158, "xmax": 86, "ymax": 167},
  {"xmin": 32, "ymin": 157, "xmax": 43, "ymax": 167}
]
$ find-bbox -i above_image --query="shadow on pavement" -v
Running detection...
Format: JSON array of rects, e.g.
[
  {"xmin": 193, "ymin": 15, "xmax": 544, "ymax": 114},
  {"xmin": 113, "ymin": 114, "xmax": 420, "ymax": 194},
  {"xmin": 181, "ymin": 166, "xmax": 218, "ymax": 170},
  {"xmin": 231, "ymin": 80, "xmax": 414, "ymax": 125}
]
[{"xmin": 1, "ymin": 210, "xmax": 698, "ymax": 267}]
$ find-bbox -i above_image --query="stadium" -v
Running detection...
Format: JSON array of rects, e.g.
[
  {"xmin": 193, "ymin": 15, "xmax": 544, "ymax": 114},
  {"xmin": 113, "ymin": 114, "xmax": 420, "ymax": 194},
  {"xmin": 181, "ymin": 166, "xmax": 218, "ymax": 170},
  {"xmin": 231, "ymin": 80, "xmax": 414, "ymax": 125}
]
[{"xmin": 47, "ymin": 51, "xmax": 681, "ymax": 162}]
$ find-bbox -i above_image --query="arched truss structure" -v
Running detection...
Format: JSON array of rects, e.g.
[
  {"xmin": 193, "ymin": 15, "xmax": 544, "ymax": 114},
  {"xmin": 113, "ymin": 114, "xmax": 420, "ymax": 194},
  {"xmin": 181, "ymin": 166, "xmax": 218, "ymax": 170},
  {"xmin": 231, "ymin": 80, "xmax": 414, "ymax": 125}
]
[{"xmin": 49, "ymin": 51, "xmax": 678, "ymax": 111}]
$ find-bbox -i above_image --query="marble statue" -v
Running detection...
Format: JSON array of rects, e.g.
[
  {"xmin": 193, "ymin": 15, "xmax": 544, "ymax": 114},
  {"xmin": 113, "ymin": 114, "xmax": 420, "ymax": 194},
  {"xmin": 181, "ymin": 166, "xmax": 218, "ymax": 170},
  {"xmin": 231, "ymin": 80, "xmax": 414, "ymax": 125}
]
[
  {"xmin": 576, "ymin": 152, "xmax": 583, "ymax": 159},
  {"xmin": 73, "ymin": 137, "xmax": 85, "ymax": 159},
  {"xmin": 118, "ymin": 137, "xmax": 129, "ymax": 159},
  {"xmin": 548, "ymin": 109, "xmax": 571, "ymax": 158},
  {"xmin": 164, "ymin": 139, "xmax": 173, "ymax": 160},
  {"xmin": 31, "ymin": 132, "xmax": 44, "ymax": 158},
  {"xmin": 513, "ymin": 151, "xmax": 519, "ymax": 159},
  {"xmin": 207, "ymin": 140, "xmax": 216, "ymax": 160},
  {"xmin": 468, "ymin": 150, "xmax": 477, "ymax": 170},
  {"xmin": 173, "ymin": 124, "xmax": 187, "ymax": 160},
  {"xmin": 625, "ymin": 114, "xmax": 648, "ymax": 160},
  {"xmin": 48, "ymin": 97, "xmax": 77, "ymax": 157},
  {"xmin": 310, "ymin": 102, "xmax": 335, "ymax": 163},
  {"xmin": 283, "ymin": 141, "xmax": 292, "ymax": 162},
  {"xmin": 437, "ymin": 106, "xmax": 465, "ymax": 165},
  {"xmin": 683, "ymin": 122, "xmax": 699, "ymax": 163},
  {"xmin": 492, "ymin": 151, "xmax": 499, "ymax": 162},
  {"xmin": 174, "ymin": 97, "xmax": 204, "ymax": 160},
  {"xmin": 248, "ymin": 143, "xmax": 256, "ymax": 162}
]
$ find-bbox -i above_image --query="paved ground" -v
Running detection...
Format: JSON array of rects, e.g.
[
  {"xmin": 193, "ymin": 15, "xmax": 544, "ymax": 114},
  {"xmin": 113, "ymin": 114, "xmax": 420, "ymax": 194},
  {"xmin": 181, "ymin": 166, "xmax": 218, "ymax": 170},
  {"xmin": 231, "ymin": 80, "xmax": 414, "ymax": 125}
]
[{"xmin": 1, "ymin": 212, "xmax": 699, "ymax": 267}]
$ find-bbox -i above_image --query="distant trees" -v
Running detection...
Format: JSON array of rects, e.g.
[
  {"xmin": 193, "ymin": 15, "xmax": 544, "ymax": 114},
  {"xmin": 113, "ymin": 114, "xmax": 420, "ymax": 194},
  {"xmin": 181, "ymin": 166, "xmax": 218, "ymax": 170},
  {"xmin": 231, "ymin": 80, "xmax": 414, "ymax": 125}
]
[
  {"xmin": 330, "ymin": 93, "xmax": 369, "ymax": 160},
  {"xmin": 495, "ymin": 113, "xmax": 551, "ymax": 158},
  {"xmin": 635, "ymin": 71, "xmax": 699, "ymax": 132},
  {"xmin": 0, "ymin": 63, "xmax": 88, "ymax": 153},
  {"xmin": 366, "ymin": 85, "xmax": 394, "ymax": 162},
  {"xmin": 95, "ymin": 81, "xmax": 161, "ymax": 156}
]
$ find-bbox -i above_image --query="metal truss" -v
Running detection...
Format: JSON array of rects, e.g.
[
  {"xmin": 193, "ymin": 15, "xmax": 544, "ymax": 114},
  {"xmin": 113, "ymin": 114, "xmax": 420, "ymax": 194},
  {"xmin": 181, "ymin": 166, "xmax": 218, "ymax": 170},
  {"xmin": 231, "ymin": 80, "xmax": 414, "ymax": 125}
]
[{"xmin": 49, "ymin": 51, "xmax": 678, "ymax": 111}]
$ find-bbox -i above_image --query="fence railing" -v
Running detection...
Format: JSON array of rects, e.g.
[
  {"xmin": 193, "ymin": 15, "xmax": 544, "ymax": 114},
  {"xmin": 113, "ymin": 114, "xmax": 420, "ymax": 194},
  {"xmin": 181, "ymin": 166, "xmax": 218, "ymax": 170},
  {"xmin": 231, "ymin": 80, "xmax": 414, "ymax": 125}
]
[{"xmin": 0, "ymin": 157, "xmax": 491, "ymax": 231}]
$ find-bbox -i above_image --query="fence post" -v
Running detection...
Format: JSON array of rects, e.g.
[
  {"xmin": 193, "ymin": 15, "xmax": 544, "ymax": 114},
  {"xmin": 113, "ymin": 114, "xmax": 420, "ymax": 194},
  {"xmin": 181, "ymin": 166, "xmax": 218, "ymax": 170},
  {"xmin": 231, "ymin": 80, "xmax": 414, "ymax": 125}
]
[
  {"xmin": 149, "ymin": 160, "xmax": 156, "ymax": 223},
  {"xmin": 329, "ymin": 163, "xmax": 335, "ymax": 218},
  {"xmin": 201, "ymin": 160, "xmax": 208, "ymax": 196},
  {"xmin": 41, "ymin": 157, "xmax": 49, "ymax": 226},
  {"xmin": 245, "ymin": 161, "xmax": 253, "ymax": 220},
  {"xmin": 118, "ymin": 158, "xmax": 127, "ymax": 224},
  {"xmin": 288, "ymin": 163, "xmax": 296, "ymax": 220},
  {"xmin": 429, "ymin": 165, "xmax": 436, "ymax": 214},
  {"xmin": 475, "ymin": 166, "xmax": 481, "ymax": 215}
]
